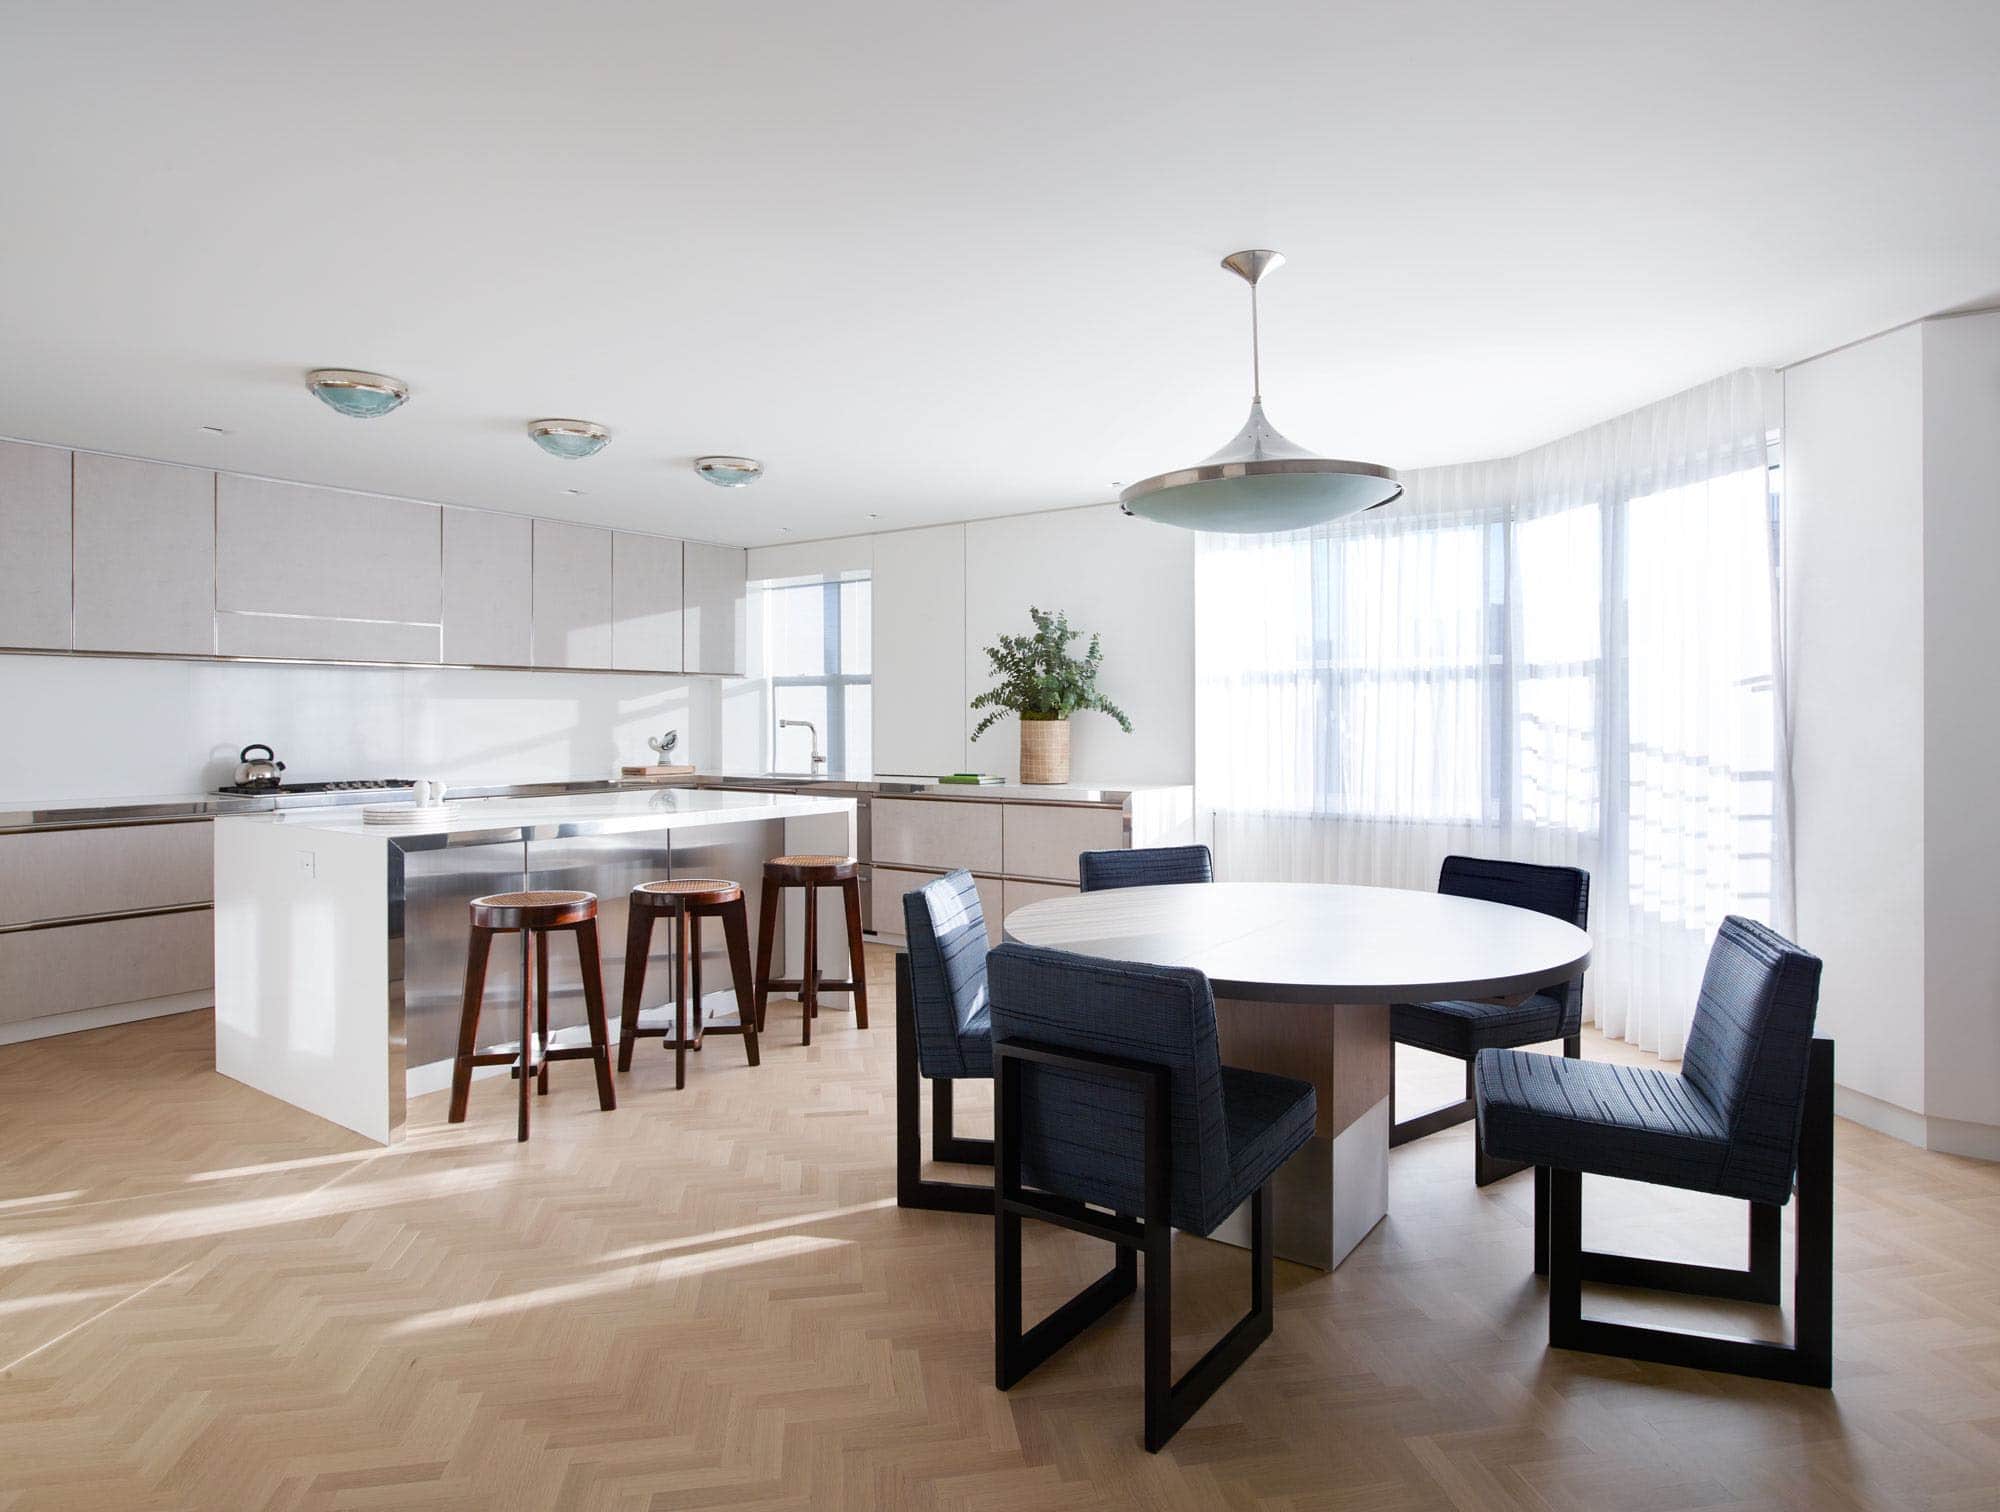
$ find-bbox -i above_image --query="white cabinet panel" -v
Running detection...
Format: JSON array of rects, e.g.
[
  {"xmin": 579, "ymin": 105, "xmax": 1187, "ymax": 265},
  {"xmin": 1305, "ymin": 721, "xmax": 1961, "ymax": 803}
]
[
  {"xmin": 72, "ymin": 453, "xmax": 215, "ymax": 655},
  {"xmin": 874, "ymin": 865, "xmax": 1003, "ymax": 948},
  {"xmin": 1001, "ymin": 803, "xmax": 1127, "ymax": 883},
  {"xmin": 872, "ymin": 524, "xmax": 966, "ymax": 775},
  {"xmin": 0, "ymin": 908, "xmax": 211, "ymax": 1026},
  {"xmin": 216, "ymin": 612, "xmax": 440, "ymax": 664},
  {"xmin": 0, "ymin": 439, "xmax": 71, "ymax": 649},
  {"xmin": 532, "ymin": 519, "xmax": 613, "ymax": 668},
  {"xmin": 442, "ymin": 507, "xmax": 532, "ymax": 665},
  {"xmin": 683, "ymin": 541, "xmax": 747, "ymax": 675},
  {"xmin": 0, "ymin": 822, "xmax": 213, "ymax": 927},
  {"xmin": 872, "ymin": 797, "xmax": 1003, "ymax": 873},
  {"xmin": 216, "ymin": 475, "xmax": 440, "ymax": 625},
  {"xmin": 612, "ymin": 531, "xmax": 684, "ymax": 671}
]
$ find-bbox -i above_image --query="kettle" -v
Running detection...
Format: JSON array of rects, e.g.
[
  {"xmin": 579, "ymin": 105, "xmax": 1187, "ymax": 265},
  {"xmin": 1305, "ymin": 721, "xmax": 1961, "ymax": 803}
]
[{"xmin": 233, "ymin": 743, "xmax": 287, "ymax": 789}]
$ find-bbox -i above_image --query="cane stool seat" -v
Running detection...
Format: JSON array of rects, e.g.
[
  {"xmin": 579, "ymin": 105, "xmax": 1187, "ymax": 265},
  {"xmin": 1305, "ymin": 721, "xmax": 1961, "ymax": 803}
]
[
  {"xmin": 469, "ymin": 890, "xmax": 598, "ymax": 930},
  {"xmin": 633, "ymin": 878, "xmax": 744, "ymax": 907},
  {"xmin": 764, "ymin": 854, "xmax": 858, "ymax": 884}
]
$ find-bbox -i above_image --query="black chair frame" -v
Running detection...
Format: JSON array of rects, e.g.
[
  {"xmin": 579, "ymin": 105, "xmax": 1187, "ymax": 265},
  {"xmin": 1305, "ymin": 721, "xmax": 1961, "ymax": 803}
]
[
  {"xmin": 894, "ymin": 951, "xmax": 993, "ymax": 1214},
  {"xmin": 1533, "ymin": 1037, "xmax": 1833, "ymax": 1387},
  {"xmin": 993, "ymin": 1036, "xmax": 1275, "ymax": 1453},
  {"xmin": 1393, "ymin": 1027, "xmax": 1581, "ymax": 1186}
]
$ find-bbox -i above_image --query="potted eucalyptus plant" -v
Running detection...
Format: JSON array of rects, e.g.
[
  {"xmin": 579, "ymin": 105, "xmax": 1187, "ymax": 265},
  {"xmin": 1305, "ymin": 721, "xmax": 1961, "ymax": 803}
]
[{"xmin": 970, "ymin": 607, "xmax": 1132, "ymax": 784}]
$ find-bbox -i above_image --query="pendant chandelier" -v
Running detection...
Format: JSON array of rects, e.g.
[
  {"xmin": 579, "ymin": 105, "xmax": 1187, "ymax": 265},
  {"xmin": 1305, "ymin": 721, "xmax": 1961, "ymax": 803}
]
[{"xmin": 1119, "ymin": 250, "xmax": 1400, "ymax": 533}]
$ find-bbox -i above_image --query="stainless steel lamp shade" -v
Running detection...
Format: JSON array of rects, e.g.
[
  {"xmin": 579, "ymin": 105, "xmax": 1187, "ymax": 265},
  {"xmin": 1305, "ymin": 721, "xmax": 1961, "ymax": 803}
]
[{"xmin": 1119, "ymin": 251, "xmax": 1400, "ymax": 533}]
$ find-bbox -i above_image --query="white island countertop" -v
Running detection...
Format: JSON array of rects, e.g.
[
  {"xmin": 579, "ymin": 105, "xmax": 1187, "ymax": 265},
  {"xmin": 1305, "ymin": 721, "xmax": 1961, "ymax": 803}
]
[{"xmin": 230, "ymin": 786, "xmax": 855, "ymax": 841}]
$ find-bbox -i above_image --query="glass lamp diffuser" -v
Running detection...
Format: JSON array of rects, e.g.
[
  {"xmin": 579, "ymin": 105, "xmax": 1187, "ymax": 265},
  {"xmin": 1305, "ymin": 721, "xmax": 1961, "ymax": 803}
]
[
  {"xmin": 695, "ymin": 456, "xmax": 763, "ymax": 487},
  {"xmin": 305, "ymin": 369, "xmax": 409, "ymax": 418},
  {"xmin": 528, "ymin": 419, "xmax": 611, "ymax": 459}
]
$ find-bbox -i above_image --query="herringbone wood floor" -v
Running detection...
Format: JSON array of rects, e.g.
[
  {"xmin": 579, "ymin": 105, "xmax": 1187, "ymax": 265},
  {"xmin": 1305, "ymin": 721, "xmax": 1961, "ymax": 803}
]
[{"xmin": 3, "ymin": 946, "xmax": 1997, "ymax": 1511}]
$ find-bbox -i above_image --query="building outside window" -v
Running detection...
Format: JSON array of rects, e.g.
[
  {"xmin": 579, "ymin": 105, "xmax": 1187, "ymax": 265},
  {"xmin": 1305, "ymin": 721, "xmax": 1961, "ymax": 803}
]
[{"xmin": 760, "ymin": 574, "xmax": 871, "ymax": 777}]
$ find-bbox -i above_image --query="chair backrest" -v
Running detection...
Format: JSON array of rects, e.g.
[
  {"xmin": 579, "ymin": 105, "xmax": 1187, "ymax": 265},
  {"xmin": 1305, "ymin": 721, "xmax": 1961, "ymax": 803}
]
[
  {"xmin": 902, "ymin": 870, "xmax": 990, "ymax": 1079},
  {"xmin": 1077, "ymin": 843, "xmax": 1215, "ymax": 894},
  {"xmin": 1682, "ymin": 915, "xmax": 1824, "ymax": 1199},
  {"xmin": 1439, "ymin": 854, "xmax": 1590, "ymax": 1016},
  {"xmin": 986, "ymin": 941, "xmax": 1234, "ymax": 1235}
]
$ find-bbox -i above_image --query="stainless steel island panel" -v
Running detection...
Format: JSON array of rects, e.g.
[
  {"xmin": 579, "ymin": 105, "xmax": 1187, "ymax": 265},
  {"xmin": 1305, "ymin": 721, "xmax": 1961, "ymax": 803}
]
[{"xmin": 397, "ymin": 819, "xmax": 781, "ymax": 1072}]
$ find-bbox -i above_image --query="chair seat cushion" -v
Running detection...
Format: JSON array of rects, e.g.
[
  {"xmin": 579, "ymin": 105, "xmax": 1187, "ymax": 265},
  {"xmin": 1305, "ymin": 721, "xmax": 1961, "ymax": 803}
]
[
  {"xmin": 1394, "ymin": 993, "xmax": 1571, "ymax": 1059},
  {"xmin": 1212, "ymin": 1066, "xmax": 1317, "ymax": 1235},
  {"xmin": 1475, "ymin": 1049, "xmax": 1754, "ymax": 1200}
]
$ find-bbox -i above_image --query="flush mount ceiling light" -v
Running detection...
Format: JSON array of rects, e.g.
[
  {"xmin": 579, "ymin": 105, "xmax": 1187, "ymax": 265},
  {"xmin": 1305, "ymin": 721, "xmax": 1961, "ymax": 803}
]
[
  {"xmin": 1119, "ymin": 250, "xmax": 1400, "ymax": 534},
  {"xmin": 527, "ymin": 418, "xmax": 611, "ymax": 459},
  {"xmin": 695, "ymin": 455, "xmax": 763, "ymax": 487},
  {"xmin": 305, "ymin": 368, "xmax": 409, "ymax": 419}
]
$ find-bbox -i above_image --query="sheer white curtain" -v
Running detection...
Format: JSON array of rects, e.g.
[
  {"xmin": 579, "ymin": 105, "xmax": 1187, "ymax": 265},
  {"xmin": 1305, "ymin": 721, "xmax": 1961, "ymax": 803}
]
[{"xmin": 1194, "ymin": 369, "xmax": 1789, "ymax": 1058}]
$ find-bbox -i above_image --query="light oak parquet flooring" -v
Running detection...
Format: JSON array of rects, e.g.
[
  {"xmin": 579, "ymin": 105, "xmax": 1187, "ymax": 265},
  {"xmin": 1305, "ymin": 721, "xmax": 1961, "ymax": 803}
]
[{"xmin": 1, "ymin": 944, "xmax": 1997, "ymax": 1510}]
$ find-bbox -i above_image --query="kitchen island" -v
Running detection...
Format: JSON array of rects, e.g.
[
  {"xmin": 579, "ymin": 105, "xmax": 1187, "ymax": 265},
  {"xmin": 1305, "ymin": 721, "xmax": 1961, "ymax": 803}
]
[{"xmin": 213, "ymin": 788, "xmax": 856, "ymax": 1142}]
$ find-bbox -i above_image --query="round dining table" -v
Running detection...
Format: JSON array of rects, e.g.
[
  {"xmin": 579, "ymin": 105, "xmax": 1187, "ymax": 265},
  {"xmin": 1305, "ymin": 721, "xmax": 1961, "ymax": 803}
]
[{"xmin": 1003, "ymin": 881, "xmax": 1592, "ymax": 1271}]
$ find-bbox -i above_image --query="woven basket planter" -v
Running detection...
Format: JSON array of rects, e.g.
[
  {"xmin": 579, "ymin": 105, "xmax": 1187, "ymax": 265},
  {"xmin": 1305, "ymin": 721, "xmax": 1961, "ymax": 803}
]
[{"xmin": 1018, "ymin": 717, "xmax": 1071, "ymax": 784}]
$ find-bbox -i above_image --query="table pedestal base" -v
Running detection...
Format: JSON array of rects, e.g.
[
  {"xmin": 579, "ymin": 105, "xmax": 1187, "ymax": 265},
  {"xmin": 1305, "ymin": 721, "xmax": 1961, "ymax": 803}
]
[{"xmin": 1209, "ymin": 997, "xmax": 1391, "ymax": 1271}]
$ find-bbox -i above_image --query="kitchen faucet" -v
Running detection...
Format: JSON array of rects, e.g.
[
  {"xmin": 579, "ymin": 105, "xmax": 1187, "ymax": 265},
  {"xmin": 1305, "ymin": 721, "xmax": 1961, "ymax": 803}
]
[{"xmin": 778, "ymin": 718, "xmax": 827, "ymax": 774}]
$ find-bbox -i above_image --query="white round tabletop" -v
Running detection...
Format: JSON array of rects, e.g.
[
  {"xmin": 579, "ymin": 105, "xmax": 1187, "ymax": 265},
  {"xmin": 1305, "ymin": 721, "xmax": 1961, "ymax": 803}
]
[{"xmin": 1002, "ymin": 881, "xmax": 1592, "ymax": 1005}]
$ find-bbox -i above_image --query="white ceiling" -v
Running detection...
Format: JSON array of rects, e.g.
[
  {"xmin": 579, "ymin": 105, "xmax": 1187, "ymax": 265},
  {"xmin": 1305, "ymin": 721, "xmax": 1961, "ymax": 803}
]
[{"xmin": 3, "ymin": 1, "xmax": 1997, "ymax": 547}]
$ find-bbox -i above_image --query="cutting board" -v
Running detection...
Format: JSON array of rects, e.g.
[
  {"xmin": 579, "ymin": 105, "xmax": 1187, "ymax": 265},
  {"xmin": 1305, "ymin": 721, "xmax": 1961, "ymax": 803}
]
[{"xmin": 621, "ymin": 764, "xmax": 697, "ymax": 777}]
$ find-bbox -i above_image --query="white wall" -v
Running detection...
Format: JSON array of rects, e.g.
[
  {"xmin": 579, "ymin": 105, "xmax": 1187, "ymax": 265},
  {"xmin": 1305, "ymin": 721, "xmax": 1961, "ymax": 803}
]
[
  {"xmin": 0, "ymin": 653, "xmax": 717, "ymax": 802},
  {"xmin": 743, "ymin": 505, "xmax": 1196, "ymax": 785},
  {"xmin": 1918, "ymin": 310, "xmax": 2000, "ymax": 1142},
  {"xmin": 961, "ymin": 507, "xmax": 1194, "ymax": 785},
  {"xmin": 1785, "ymin": 310, "xmax": 2000, "ymax": 1156},
  {"xmin": 1784, "ymin": 326, "xmax": 1929, "ymax": 1119}
]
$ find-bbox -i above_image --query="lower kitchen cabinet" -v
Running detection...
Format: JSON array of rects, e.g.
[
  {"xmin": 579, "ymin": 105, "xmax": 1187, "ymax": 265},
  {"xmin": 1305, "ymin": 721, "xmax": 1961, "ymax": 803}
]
[
  {"xmin": 1000, "ymin": 877, "xmax": 1079, "ymax": 920},
  {"xmin": 0, "ymin": 907, "xmax": 212, "ymax": 1029}
]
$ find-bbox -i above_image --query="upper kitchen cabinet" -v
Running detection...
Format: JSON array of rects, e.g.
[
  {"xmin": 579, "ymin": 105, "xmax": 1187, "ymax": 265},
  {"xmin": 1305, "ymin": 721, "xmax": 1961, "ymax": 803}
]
[
  {"xmin": 683, "ymin": 541, "xmax": 747, "ymax": 675},
  {"xmin": 872, "ymin": 523, "xmax": 965, "ymax": 775},
  {"xmin": 214, "ymin": 477, "xmax": 441, "ymax": 662},
  {"xmin": 611, "ymin": 531, "xmax": 684, "ymax": 671},
  {"xmin": 443, "ymin": 507, "xmax": 533, "ymax": 666},
  {"xmin": 72, "ymin": 453, "xmax": 215, "ymax": 656},
  {"xmin": 0, "ymin": 439, "xmax": 72, "ymax": 650},
  {"xmin": 532, "ymin": 519, "xmax": 613, "ymax": 668}
]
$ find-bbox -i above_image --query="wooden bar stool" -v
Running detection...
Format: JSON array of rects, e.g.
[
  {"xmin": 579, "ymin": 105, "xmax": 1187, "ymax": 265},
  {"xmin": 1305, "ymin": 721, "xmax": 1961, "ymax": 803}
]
[
  {"xmin": 754, "ymin": 855, "xmax": 869, "ymax": 1046},
  {"xmin": 449, "ymin": 890, "xmax": 616, "ymax": 1143},
  {"xmin": 619, "ymin": 879, "xmax": 762, "ymax": 1090}
]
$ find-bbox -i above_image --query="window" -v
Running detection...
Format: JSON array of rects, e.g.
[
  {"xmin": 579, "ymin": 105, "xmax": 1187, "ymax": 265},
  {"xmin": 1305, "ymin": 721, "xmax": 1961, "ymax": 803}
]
[{"xmin": 761, "ymin": 575, "xmax": 871, "ymax": 776}]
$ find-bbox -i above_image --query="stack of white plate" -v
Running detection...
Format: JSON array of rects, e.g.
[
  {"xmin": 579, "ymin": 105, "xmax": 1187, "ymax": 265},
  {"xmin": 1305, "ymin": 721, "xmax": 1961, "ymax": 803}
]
[{"xmin": 361, "ymin": 803, "xmax": 459, "ymax": 825}]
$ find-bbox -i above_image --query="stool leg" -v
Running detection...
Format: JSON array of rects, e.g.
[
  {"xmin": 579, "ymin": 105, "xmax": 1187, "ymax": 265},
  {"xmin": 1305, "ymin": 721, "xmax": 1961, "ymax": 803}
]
[
  {"xmin": 724, "ymin": 898, "xmax": 761, "ymax": 1067},
  {"xmin": 753, "ymin": 882, "xmax": 780, "ymax": 1034},
  {"xmin": 574, "ymin": 916, "xmax": 616, "ymax": 1112},
  {"xmin": 801, "ymin": 885, "xmax": 819, "ymax": 1046},
  {"xmin": 691, "ymin": 911, "xmax": 704, "ymax": 1051},
  {"xmin": 841, "ymin": 876, "xmax": 869, "ymax": 1030},
  {"xmin": 449, "ymin": 925, "xmax": 494, "ymax": 1124},
  {"xmin": 618, "ymin": 904, "xmax": 655, "ymax": 1073},
  {"xmin": 517, "ymin": 929, "xmax": 532, "ymax": 1143},
  {"xmin": 674, "ymin": 905, "xmax": 690, "ymax": 1091},
  {"xmin": 536, "ymin": 929, "xmax": 551, "ymax": 1096}
]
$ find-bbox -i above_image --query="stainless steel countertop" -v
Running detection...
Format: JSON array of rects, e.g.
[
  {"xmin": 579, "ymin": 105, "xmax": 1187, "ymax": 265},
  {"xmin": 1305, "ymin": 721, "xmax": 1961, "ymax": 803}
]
[{"xmin": 0, "ymin": 772, "xmax": 1189, "ymax": 832}]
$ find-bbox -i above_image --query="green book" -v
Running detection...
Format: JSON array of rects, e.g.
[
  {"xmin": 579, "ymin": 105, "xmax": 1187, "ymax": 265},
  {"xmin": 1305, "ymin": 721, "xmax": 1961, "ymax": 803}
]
[{"xmin": 937, "ymin": 773, "xmax": 1003, "ymax": 784}]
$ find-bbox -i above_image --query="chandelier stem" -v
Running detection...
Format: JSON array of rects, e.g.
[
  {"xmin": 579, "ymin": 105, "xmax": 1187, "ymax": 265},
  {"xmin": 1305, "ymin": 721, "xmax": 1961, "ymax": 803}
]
[{"xmin": 1250, "ymin": 282, "xmax": 1262, "ymax": 403}]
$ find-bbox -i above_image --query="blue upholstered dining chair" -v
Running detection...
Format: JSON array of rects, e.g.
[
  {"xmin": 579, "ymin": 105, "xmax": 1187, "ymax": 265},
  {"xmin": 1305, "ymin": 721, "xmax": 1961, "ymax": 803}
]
[
  {"xmin": 895, "ymin": 870, "xmax": 996, "ymax": 1213},
  {"xmin": 987, "ymin": 942, "xmax": 1316, "ymax": 1452},
  {"xmin": 1474, "ymin": 915, "xmax": 1832, "ymax": 1386},
  {"xmin": 1077, "ymin": 843, "xmax": 1214, "ymax": 893},
  {"xmin": 1391, "ymin": 855, "xmax": 1590, "ymax": 1185}
]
